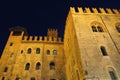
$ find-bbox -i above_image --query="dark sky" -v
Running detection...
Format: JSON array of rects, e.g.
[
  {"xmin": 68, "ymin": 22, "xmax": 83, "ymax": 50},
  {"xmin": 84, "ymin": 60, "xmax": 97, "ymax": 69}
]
[{"xmin": 0, "ymin": 0, "xmax": 120, "ymax": 57}]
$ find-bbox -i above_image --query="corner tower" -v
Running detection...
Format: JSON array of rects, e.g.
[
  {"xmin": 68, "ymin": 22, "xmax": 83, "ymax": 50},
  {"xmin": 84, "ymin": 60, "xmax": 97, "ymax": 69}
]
[{"xmin": 64, "ymin": 7, "xmax": 120, "ymax": 80}]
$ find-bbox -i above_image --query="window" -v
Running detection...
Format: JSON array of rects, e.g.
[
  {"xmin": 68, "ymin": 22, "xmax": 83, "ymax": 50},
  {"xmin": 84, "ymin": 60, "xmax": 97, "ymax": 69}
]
[
  {"xmin": 109, "ymin": 71, "xmax": 117, "ymax": 80},
  {"xmin": 53, "ymin": 50, "xmax": 57, "ymax": 55},
  {"xmin": 92, "ymin": 26, "xmax": 97, "ymax": 32},
  {"xmin": 36, "ymin": 62, "xmax": 41, "ymax": 70},
  {"xmin": 10, "ymin": 43, "xmax": 13, "ymax": 46},
  {"xmin": 47, "ymin": 50, "xmax": 50, "ymax": 55},
  {"xmin": 100, "ymin": 46, "xmax": 108, "ymax": 56},
  {"xmin": 50, "ymin": 62, "xmax": 55, "ymax": 70},
  {"xmin": 10, "ymin": 53, "xmax": 14, "ymax": 58},
  {"xmin": 31, "ymin": 77, "xmax": 35, "ymax": 80},
  {"xmin": 28, "ymin": 48, "xmax": 32, "ymax": 54},
  {"xmin": 108, "ymin": 67, "xmax": 117, "ymax": 80},
  {"xmin": 97, "ymin": 26, "xmax": 103, "ymax": 32},
  {"xmin": 91, "ymin": 25, "xmax": 104, "ymax": 32},
  {"xmin": 4, "ymin": 67, "xmax": 8, "ymax": 72},
  {"xmin": 36, "ymin": 48, "xmax": 40, "ymax": 54},
  {"xmin": 25, "ymin": 63, "xmax": 30, "ymax": 70},
  {"xmin": 15, "ymin": 78, "xmax": 21, "ymax": 80},
  {"xmin": 116, "ymin": 25, "xmax": 120, "ymax": 33},
  {"xmin": 21, "ymin": 50, "xmax": 23, "ymax": 54},
  {"xmin": 2, "ymin": 77, "xmax": 5, "ymax": 80}
]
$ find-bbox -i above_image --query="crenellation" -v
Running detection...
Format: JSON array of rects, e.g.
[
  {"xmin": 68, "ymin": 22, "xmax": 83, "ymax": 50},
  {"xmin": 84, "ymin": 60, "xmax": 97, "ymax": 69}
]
[
  {"xmin": 58, "ymin": 37, "xmax": 62, "ymax": 42},
  {"xmin": 70, "ymin": 7, "xmax": 75, "ymax": 13},
  {"xmin": 112, "ymin": 9, "xmax": 119, "ymax": 14},
  {"xmin": 78, "ymin": 7, "xmax": 84, "ymax": 13},
  {"xmin": 92, "ymin": 8, "xmax": 98, "ymax": 13},
  {"xmin": 70, "ymin": 7, "xmax": 119, "ymax": 14},
  {"xmin": 39, "ymin": 36, "xmax": 43, "ymax": 41},
  {"xmin": 24, "ymin": 36, "xmax": 28, "ymax": 41},
  {"xmin": 106, "ymin": 8, "xmax": 113, "ymax": 14},
  {"xmin": 53, "ymin": 37, "xmax": 57, "ymax": 42},
  {"xmin": 29, "ymin": 36, "xmax": 33, "ymax": 41},
  {"xmin": 48, "ymin": 36, "xmax": 52, "ymax": 42},
  {"xmin": 85, "ymin": 8, "xmax": 91, "ymax": 13},
  {"xmin": 99, "ymin": 8, "xmax": 106, "ymax": 13},
  {"xmin": 34, "ymin": 36, "xmax": 38, "ymax": 41},
  {"xmin": 44, "ymin": 36, "xmax": 47, "ymax": 42}
]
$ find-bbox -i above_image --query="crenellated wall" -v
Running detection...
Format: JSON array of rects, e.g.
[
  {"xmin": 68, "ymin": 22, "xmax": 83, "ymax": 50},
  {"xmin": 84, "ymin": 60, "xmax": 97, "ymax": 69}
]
[
  {"xmin": 70, "ymin": 7, "xmax": 120, "ymax": 14},
  {"xmin": 22, "ymin": 36, "xmax": 62, "ymax": 43}
]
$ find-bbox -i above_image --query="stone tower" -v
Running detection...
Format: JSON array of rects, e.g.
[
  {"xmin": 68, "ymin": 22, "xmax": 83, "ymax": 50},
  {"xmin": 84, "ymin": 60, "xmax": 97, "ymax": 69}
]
[
  {"xmin": 0, "ymin": 27, "xmax": 66, "ymax": 80},
  {"xmin": 64, "ymin": 7, "xmax": 120, "ymax": 80}
]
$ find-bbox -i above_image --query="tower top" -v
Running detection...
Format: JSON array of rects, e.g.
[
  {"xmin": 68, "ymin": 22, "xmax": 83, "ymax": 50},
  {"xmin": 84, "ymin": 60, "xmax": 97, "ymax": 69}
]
[
  {"xmin": 47, "ymin": 28, "xmax": 58, "ymax": 38},
  {"xmin": 70, "ymin": 7, "xmax": 120, "ymax": 14},
  {"xmin": 9, "ymin": 26, "xmax": 28, "ymax": 36}
]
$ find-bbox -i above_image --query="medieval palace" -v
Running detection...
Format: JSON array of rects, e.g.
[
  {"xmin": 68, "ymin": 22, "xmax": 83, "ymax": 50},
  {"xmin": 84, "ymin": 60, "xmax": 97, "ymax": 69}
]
[{"xmin": 0, "ymin": 7, "xmax": 120, "ymax": 80}]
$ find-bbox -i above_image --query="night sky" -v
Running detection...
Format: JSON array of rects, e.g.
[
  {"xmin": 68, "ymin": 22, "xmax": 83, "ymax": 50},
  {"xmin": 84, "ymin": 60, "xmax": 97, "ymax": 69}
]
[{"xmin": 0, "ymin": 0, "xmax": 120, "ymax": 57}]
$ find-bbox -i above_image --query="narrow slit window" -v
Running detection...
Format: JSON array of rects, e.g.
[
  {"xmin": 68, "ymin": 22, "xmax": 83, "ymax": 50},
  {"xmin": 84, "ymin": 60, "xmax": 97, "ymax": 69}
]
[
  {"xmin": 10, "ymin": 43, "xmax": 13, "ymax": 46},
  {"xmin": 100, "ymin": 46, "xmax": 108, "ymax": 56}
]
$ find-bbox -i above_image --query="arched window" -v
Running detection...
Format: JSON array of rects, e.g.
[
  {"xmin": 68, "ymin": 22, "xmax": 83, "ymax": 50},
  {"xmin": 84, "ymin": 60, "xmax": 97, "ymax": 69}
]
[
  {"xmin": 4, "ymin": 67, "xmax": 8, "ymax": 72},
  {"xmin": 53, "ymin": 50, "xmax": 57, "ymax": 55},
  {"xmin": 116, "ymin": 25, "xmax": 120, "ymax": 33},
  {"xmin": 100, "ymin": 46, "xmax": 108, "ymax": 56},
  {"xmin": 50, "ymin": 62, "xmax": 55, "ymax": 70},
  {"xmin": 36, "ymin": 62, "xmax": 41, "ymax": 70},
  {"xmin": 28, "ymin": 48, "xmax": 32, "ymax": 54},
  {"xmin": 47, "ymin": 50, "xmax": 50, "ymax": 55},
  {"xmin": 15, "ymin": 77, "xmax": 21, "ymax": 80},
  {"xmin": 25, "ymin": 63, "xmax": 30, "ymax": 70},
  {"xmin": 108, "ymin": 67, "xmax": 117, "ymax": 80},
  {"xmin": 2, "ymin": 77, "xmax": 5, "ymax": 80},
  {"xmin": 92, "ymin": 26, "xmax": 97, "ymax": 32},
  {"xmin": 36, "ymin": 48, "xmax": 40, "ymax": 54},
  {"xmin": 97, "ymin": 26, "xmax": 103, "ymax": 32}
]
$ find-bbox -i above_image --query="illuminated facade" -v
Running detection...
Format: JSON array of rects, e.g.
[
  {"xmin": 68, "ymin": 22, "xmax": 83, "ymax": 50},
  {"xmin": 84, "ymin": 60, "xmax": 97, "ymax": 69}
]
[{"xmin": 0, "ymin": 7, "xmax": 120, "ymax": 80}]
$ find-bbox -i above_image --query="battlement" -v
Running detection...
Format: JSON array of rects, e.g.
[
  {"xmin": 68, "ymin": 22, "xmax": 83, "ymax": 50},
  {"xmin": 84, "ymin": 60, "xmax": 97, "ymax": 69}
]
[
  {"xmin": 70, "ymin": 7, "xmax": 120, "ymax": 14},
  {"xmin": 22, "ymin": 36, "xmax": 63, "ymax": 43}
]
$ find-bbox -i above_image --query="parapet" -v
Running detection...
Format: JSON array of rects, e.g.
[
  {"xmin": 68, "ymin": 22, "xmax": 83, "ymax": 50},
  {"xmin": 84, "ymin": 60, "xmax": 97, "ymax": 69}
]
[
  {"xmin": 70, "ymin": 7, "xmax": 120, "ymax": 14},
  {"xmin": 22, "ymin": 35, "xmax": 63, "ymax": 43}
]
